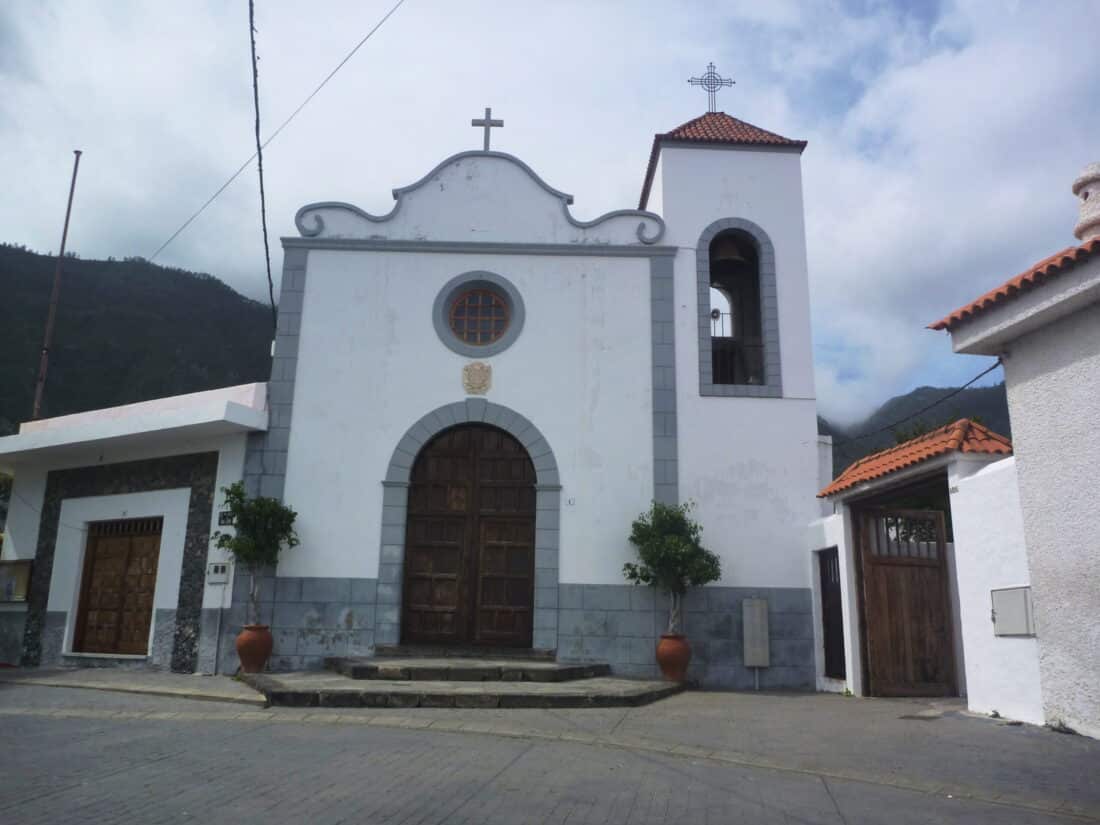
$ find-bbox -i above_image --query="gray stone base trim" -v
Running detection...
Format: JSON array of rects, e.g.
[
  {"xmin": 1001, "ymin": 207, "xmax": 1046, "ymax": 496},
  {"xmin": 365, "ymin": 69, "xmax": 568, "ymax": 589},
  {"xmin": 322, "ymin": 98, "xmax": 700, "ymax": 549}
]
[
  {"xmin": 218, "ymin": 575, "xmax": 378, "ymax": 674},
  {"xmin": 38, "ymin": 611, "xmax": 67, "ymax": 666},
  {"xmin": 556, "ymin": 584, "xmax": 814, "ymax": 689},
  {"xmin": 0, "ymin": 609, "xmax": 27, "ymax": 666},
  {"xmin": 196, "ymin": 607, "xmax": 224, "ymax": 674},
  {"xmin": 34, "ymin": 608, "xmax": 177, "ymax": 669},
  {"xmin": 150, "ymin": 608, "xmax": 177, "ymax": 668},
  {"xmin": 214, "ymin": 575, "xmax": 812, "ymax": 687}
]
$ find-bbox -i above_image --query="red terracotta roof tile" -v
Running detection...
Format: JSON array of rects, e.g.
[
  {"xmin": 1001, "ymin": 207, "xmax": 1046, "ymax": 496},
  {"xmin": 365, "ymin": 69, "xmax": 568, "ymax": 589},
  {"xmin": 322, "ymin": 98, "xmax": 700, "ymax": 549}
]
[
  {"xmin": 639, "ymin": 112, "xmax": 807, "ymax": 209},
  {"xmin": 661, "ymin": 112, "xmax": 806, "ymax": 147},
  {"xmin": 818, "ymin": 419, "xmax": 1012, "ymax": 498},
  {"xmin": 930, "ymin": 237, "xmax": 1100, "ymax": 331}
]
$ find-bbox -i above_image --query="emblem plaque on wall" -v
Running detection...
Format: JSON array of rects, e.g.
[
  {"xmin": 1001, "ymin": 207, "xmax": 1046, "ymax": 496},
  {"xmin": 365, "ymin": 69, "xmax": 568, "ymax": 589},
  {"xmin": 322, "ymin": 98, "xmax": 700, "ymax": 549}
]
[{"xmin": 462, "ymin": 361, "xmax": 492, "ymax": 395}]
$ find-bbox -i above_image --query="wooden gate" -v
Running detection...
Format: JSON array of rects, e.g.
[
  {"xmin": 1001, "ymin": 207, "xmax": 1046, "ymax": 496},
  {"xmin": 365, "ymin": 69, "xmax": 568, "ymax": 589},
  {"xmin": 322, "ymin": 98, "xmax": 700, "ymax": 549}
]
[
  {"xmin": 818, "ymin": 547, "xmax": 845, "ymax": 680},
  {"xmin": 857, "ymin": 508, "xmax": 955, "ymax": 697},
  {"xmin": 74, "ymin": 517, "xmax": 163, "ymax": 655},
  {"xmin": 402, "ymin": 425, "xmax": 536, "ymax": 647}
]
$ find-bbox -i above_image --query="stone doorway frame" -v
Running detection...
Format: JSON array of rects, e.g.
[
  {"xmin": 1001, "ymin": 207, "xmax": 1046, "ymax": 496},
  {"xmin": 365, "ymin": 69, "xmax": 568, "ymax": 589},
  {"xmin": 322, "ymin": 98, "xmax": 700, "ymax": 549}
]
[{"xmin": 376, "ymin": 399, "xmax": 561, "ymax": 652}]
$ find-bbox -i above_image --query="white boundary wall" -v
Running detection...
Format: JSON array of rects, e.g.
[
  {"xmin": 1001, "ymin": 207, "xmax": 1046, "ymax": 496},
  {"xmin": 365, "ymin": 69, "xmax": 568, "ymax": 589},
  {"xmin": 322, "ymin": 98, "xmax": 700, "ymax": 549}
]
[
  {"xmin": 949, "ymin": 457, "xmax": 1043, "ymax": 724},
  {"xmin": 806, "ymin": 511, "xmax": 863, "ymax": 695}
]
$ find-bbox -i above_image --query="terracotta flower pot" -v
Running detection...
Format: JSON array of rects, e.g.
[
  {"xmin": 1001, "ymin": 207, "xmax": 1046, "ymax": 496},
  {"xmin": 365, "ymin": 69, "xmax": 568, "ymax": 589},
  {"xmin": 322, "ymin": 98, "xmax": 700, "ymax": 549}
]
[
  {"xmin": 236, "ymin": 624, "xmax": 274, "ymax": 673},
  {"xmin": 655, "ymin": 633, "xmax": 692, "ymax": 682}
]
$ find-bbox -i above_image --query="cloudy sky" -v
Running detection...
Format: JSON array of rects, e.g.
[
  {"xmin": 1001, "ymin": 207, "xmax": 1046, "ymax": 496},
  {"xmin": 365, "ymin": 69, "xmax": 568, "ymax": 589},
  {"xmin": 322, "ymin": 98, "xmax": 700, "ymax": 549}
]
[{"xmin": 2, "ymin": 0, "xmax": 1097, "ymax": 423}]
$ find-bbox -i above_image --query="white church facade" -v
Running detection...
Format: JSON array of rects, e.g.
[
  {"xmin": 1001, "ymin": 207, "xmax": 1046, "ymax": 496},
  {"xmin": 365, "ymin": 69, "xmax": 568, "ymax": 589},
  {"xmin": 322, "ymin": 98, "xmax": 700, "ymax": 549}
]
[{"xmin": 0, "ymin": 110, "xmax": 826, "ymax": 687}]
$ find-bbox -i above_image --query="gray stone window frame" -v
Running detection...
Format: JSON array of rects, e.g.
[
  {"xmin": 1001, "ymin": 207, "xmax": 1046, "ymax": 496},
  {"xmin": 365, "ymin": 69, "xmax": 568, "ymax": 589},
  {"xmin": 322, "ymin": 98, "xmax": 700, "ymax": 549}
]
[
  {"xmin": 432, "ymin": 271, "xmax": 526, "ymax": 358},
  {"xmin": 696, "ymin": 218, "xmax": 783, "ymax": 398},
  {"xmin": 375, "ymin": 398, "xmax": 561, "ymax": 652}
]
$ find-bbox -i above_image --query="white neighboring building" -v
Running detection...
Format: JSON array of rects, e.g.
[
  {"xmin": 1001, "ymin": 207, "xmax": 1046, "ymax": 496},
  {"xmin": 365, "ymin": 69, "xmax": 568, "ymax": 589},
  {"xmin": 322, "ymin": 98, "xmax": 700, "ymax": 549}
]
[
  {"xmin": 950, "ymin": 457, "xmax": 1043, "ymax": 724},
  {"xmin": 1, "ymin": 110, "xmax": 828, "ymax": 685},
  {"xmin": 0, "ymin": 384, "xmax": 267, "ymax": 670},
  {"xmin": 931, "ymin": 163, "xmax": 1100, "ymax": 738},
  {"xmin": 807, "ymin": 419, "xmax": 1044, "ymax": 725}
]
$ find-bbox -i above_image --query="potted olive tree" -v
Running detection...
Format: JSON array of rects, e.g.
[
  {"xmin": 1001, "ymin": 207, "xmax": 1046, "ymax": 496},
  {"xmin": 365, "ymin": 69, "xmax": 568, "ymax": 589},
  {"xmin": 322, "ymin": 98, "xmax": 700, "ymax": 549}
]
[
  {"xmin": 212, "ymin": 481, "xmax": 299, "ymax": 673},
  {"xmin": 623, "ymin": 501, "xmax": 720, "ymax": 682}
]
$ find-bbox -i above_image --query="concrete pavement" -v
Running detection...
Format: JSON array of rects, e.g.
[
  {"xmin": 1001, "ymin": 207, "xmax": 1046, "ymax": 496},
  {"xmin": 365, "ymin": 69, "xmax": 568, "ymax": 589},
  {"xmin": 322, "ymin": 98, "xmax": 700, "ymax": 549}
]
[
  {"xmin": 0, "ymin": 666, "xmax": 265, "ymax": 705},
  {"xmin": 1, "ymin": 679, "xmax": 1098, "ymax": 822}
]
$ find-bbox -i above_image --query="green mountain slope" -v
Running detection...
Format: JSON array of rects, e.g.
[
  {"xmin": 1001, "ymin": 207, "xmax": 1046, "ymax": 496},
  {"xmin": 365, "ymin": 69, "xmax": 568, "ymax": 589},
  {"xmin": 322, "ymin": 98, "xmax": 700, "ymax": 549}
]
[
  {"xmin": 0, "ymin": 244, "xmax": 272, "ymax": 434},
  {"xmin": 821, "ymin": 383, "xmax": 1011, "ymax": 476}
]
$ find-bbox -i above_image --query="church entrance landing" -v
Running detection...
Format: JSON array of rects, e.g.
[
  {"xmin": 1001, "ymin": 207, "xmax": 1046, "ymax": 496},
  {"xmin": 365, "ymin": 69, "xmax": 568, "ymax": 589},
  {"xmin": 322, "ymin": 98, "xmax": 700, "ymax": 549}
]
[
  {"xmin": 242, "ymin": 655, "xmax": 680, "ymax": 708},
  {"xmin": 402, "ymin": 424, "xmax": 536, "ymax": 648}
]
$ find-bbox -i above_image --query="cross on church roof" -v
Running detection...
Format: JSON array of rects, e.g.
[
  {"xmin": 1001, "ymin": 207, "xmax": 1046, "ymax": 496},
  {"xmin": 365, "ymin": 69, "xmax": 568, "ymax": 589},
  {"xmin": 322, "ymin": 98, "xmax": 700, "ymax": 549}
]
[
  {"xmin": 688, "ymin": 63, "xmax": 734, "ymax": 112},
  {"xmin": 471, "ymin": 107, "xmax": 503, "ymax": 151}
]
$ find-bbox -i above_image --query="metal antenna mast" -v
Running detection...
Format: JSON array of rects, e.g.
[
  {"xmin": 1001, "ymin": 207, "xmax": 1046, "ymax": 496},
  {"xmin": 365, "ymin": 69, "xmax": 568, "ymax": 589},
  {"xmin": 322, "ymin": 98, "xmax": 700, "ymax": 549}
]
[{"xmin": 32, "ymin": 149, "xmax": 83, "ymax": 420}]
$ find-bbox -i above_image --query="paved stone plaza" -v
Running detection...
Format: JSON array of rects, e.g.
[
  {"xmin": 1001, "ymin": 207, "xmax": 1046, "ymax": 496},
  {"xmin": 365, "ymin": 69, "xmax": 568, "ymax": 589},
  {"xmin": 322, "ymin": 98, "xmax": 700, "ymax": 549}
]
[{"xmin": 1, "ymin": 680, "xmax": 1098, "ymax": 824}]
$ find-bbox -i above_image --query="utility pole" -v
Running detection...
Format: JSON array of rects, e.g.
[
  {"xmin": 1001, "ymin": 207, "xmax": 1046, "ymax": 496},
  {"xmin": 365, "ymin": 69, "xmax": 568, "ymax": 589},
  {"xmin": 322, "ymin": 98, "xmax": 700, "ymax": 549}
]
[{"xmin": 32, "ymin": 149, "xmax": 83, "ymax": 420}]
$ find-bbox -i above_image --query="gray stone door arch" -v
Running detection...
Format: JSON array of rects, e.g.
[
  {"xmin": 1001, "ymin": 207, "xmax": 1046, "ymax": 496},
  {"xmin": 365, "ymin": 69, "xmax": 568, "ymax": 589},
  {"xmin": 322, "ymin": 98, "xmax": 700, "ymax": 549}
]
[{"xmin": 376, "ymin": 399, "xmax": 561, "ymax": 652}]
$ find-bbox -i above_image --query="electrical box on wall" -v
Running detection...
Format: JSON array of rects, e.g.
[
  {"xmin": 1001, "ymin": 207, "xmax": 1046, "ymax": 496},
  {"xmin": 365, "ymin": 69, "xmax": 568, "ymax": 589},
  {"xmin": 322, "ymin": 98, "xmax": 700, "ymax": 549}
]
[
  {"xmin": 743, "ymin": 598, "xmax": 770, "ymax": 667},
  {"xmin": 991, "ymin": 586, "xmax": 1035, "ymax": 636},
  {"xmin": 206, "ymin": 562, "xmax": 230, "ymax": 585}
]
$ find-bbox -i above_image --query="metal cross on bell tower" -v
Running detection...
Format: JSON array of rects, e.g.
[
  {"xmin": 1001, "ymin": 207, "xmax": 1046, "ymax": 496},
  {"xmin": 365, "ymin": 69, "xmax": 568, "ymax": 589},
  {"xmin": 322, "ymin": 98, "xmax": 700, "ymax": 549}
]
[
  {"xmin": 688, "ymin": 63, "xmax": 734, "ymax": 112},
  {"xmin": 471, "ymin": 107, "xmax": 503, "ymax": 150}
]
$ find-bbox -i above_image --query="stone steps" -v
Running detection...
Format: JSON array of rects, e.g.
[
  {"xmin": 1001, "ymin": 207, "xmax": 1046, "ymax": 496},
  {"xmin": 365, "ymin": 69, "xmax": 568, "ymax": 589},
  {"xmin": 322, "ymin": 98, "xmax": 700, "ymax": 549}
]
[
  {"xmin": 242, "ymin": 671, "xmax": 682, "ymax": 709},
  {"xmin": 372, "ymin": 644, "xmax": 555, "ymax": 661},
  {"xmin": 325, "ymin": 656, "xmax": 611, "ymax": 683}
]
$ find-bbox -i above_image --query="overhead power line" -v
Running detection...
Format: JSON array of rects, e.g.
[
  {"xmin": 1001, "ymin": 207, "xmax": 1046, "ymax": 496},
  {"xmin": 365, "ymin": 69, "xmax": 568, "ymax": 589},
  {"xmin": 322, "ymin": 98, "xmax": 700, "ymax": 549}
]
[
  {"xmin": 831, "ymin": 358, "xmax": 1004, "ymax": 456},
  {"xmin": 148, "ymin": 0, "xmax": 409, "ymax": 262}
]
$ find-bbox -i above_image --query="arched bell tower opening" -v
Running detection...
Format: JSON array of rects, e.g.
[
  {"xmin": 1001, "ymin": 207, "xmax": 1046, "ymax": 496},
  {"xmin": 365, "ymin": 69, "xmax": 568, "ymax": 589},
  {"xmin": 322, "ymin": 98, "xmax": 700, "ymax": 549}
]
[
  {"xmin": 695, "ymin": 217, "xmax": 783, "ymax": 398},
  {"xmin": 709, "ymin": 229, "xmax": 764, "ymax": 386}
]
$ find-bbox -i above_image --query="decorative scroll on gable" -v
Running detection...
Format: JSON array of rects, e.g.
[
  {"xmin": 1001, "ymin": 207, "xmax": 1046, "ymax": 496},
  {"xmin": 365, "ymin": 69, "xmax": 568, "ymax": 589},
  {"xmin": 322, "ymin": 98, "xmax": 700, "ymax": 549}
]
[{"xmin": 294, "ymin": 151, "xmax": 665, "ymax": 245}]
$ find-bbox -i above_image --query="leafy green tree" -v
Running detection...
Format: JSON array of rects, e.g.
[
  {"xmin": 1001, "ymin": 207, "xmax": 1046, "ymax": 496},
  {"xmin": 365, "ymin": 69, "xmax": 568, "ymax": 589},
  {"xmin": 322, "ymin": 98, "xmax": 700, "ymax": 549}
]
[
  {"xmin": 623, "ymin": 501, "xmax": 721, "ymax": 634},
  {"xmin": 212, "ymin": 482, "xmax": 299, "ymax": 624}
]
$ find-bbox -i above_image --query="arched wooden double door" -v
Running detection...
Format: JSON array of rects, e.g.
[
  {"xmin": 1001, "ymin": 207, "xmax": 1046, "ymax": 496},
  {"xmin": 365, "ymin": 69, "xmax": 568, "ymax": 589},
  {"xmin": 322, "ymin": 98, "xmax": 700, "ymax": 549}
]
[{"xmin": 402, "ymin": 424, "xmax": 536, "ymax": 647}]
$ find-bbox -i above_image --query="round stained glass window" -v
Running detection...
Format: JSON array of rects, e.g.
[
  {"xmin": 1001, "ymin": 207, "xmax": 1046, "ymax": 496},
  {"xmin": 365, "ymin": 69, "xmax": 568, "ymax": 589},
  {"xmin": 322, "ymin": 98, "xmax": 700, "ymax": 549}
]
[{"xmin": 448, "ymin": 288, "xmax": 510, "ymax": 345}]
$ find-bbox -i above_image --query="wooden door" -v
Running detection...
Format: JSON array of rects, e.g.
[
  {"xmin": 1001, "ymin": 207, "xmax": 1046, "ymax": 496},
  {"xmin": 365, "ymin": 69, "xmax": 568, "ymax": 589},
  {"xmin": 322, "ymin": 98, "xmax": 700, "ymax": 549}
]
[
  {"xmin": 403, "ymin": 425, "xmax": 536, "ymax": 647},
  {"xmin": 818, "ymin": 547, "xmax": 845, "ymax": 680},
  {"xmin": 74, "ymin": 518, "xmax": 163, "ymax": 655},
  {"xmin": 858, "ymin": 508, "xmax": 955, "ymax": 697}
]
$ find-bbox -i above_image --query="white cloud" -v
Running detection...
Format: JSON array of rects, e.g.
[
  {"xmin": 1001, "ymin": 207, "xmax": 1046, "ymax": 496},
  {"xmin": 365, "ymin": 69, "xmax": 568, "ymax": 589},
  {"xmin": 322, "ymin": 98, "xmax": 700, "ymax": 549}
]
[{"xmin": 1, "ymin": 0, "xmax": 1095, "ymax": 423}]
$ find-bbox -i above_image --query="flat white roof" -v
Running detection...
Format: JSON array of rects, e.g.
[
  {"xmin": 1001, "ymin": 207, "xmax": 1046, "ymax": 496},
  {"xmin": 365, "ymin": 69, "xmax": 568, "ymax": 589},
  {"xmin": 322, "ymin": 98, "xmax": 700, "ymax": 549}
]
[{"xmin": 0, "ymin": 383, "xmax": 268, "ymax": 470}]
